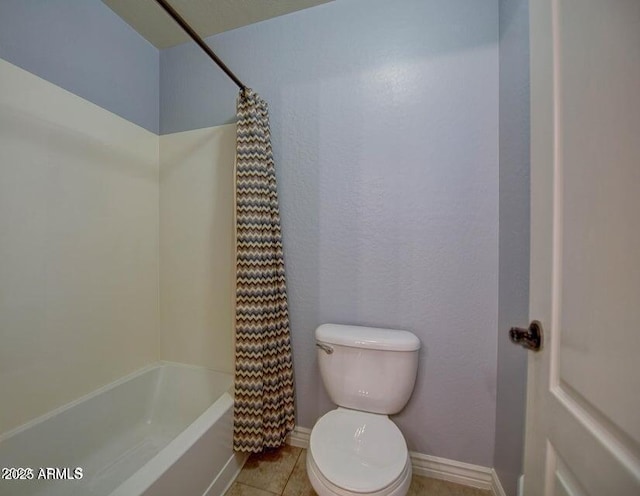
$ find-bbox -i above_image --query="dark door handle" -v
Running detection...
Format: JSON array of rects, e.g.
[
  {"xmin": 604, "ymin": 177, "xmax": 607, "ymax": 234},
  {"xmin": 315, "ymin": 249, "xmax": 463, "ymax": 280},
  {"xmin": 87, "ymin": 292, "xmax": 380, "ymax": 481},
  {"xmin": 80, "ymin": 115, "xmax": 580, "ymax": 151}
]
[{"xmin": 509, "ymin": 320, "xmax": 543, "ymax": 351}]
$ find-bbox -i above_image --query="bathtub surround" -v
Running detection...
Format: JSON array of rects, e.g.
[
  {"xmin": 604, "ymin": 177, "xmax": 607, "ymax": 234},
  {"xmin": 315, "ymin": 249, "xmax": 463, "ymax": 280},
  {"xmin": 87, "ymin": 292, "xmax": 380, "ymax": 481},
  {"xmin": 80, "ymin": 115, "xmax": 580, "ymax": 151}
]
[
  {"xmin": 160, "ymin": 0, "xmax": 499, "ymax": 468},
  {"xmin": 0, "ymin": 54, "xmax": 237, "ymax": 436},
  {"xmin": 233, "ymin": 90, "xmax": 296, "ymax": 453},
  {"xmin": 0, "ymin": 57, "xmax": 242, "ymax": 494},
  {"xmin": 159, "ymin": 125, "xmax": 236, "ymax": 374},
  {"xmin": 0, "ymin": 58, "xmax": 160, "ymax": 435}
]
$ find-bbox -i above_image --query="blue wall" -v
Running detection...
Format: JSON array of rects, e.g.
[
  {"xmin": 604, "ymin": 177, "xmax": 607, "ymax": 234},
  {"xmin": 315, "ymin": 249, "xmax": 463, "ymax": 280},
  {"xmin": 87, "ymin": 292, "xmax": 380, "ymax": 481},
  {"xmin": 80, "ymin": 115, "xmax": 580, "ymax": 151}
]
[
  {"xmin": 162, "ymin": 0, "xmax": 500, "ymax": 466},
  {"xmin": 0, "ymin": 0, "xmax": 159, "ymax": 133},
  {"xmin": 495, "ymin": 0, "xmax": 530, "ymax": 493}
]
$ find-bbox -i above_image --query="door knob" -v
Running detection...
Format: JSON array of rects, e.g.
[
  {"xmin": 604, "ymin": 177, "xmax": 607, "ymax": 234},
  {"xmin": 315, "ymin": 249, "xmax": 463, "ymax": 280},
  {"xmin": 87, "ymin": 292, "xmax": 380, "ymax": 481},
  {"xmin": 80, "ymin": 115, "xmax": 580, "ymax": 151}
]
[{"xmin": 509, "ymin": 320, "xmax": 543, "ymax": 351}]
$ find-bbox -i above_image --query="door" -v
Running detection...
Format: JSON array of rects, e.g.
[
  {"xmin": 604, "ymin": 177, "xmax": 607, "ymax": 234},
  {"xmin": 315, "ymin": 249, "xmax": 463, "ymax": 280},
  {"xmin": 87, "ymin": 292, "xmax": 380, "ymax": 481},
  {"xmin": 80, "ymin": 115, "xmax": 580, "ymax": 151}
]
[{"xmin": 524, "ymin": 0, "xmax": 640, "ymax": 494}]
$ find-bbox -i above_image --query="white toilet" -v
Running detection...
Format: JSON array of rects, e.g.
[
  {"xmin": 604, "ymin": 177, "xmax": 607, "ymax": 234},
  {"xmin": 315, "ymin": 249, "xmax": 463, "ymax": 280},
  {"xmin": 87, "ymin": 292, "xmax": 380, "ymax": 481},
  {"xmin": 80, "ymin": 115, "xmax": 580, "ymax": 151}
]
[{"xmin": 306, "ymin": 324, "xmax": 420, "ymax": 496}]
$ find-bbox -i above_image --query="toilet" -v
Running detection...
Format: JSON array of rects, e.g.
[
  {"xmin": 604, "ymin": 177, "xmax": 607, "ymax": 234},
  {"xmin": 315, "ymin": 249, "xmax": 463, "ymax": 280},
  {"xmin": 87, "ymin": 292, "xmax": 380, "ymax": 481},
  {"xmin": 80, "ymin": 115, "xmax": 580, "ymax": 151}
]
[{"xmin": 306, "ymin": 324, "xmax": 420, "ymax": 496}]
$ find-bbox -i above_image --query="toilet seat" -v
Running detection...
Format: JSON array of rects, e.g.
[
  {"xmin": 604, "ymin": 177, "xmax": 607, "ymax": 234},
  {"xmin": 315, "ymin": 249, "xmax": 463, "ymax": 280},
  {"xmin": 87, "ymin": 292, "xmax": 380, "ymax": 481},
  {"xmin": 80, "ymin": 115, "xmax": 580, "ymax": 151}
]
[{"xmin": 309, "ymin": 408, "xmax": 409, "ymax": 494}]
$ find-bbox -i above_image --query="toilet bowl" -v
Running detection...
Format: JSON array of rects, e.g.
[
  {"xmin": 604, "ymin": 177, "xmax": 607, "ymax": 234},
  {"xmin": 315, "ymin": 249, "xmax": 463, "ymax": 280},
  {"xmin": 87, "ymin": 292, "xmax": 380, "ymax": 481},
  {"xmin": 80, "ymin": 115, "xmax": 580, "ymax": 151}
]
[
  {"xmin": 306, "ymin": 324, "xmax": 420, "ymax": 496},
  {"xmin": 306, "ymin": 409, "xmax": 412, "ymax": 496}
]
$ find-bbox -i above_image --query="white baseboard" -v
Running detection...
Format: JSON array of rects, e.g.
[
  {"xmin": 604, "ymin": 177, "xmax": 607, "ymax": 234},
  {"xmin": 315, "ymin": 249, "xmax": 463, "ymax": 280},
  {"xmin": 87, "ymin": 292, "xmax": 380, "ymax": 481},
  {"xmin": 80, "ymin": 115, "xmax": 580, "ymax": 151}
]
[
  {"xmin": 410, "ymin": 452, "xmax": 493, "ymax": 491},
  {"xmin": 286, "ymin": 426, "xmax": 503, "ymax": 495},
  {"xmin": 490, "ymin": 469, "xmax": 507, "ymax": 496},
  {"xmin": 517, "ymin": 474, "xmax": 524, "ymax": 496},
  {"xmin": 286, "ymin": 425, "xmax": 311, "ymax": 448}
]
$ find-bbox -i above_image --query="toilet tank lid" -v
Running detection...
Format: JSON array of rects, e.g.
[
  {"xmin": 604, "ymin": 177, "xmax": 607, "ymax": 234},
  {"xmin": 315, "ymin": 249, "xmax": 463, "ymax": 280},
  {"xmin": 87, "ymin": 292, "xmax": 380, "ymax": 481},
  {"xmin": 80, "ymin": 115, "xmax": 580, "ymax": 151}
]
[{"xmin": 316, "ymin": 324, "xmax": 420, "ymax": 351}]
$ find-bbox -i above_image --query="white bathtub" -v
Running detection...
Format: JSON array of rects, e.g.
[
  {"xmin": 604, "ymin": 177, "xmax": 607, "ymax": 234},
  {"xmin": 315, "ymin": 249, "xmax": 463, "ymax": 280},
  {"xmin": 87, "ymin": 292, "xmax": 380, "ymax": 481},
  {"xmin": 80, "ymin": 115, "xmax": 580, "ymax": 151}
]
[{"xmin": 0, "ymin": 363, "xmax": 246, "ymax": 496}]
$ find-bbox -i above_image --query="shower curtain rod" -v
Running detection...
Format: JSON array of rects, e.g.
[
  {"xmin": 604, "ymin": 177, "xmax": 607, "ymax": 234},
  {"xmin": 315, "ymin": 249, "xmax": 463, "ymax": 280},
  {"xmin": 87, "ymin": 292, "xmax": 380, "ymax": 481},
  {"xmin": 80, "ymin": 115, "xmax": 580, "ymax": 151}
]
[{"xmin": 154, "ymin": 0, "xmax": 247, "ymax": 91}]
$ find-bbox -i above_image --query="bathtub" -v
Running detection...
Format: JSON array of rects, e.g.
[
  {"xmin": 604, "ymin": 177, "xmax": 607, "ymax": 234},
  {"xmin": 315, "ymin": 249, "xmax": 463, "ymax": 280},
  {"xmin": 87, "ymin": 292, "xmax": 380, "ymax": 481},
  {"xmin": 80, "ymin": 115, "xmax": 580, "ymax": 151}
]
[{"xmin": 0, "ymin": 363, "xmax": 246, "ymax": 496}]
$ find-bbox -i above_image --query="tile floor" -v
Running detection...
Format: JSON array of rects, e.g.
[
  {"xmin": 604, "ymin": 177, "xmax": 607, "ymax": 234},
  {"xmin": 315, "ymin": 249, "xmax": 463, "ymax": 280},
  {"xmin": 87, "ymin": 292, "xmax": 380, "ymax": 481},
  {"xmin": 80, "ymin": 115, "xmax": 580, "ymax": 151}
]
[{"xmin": 225, "ymin": 445, "xmax": 491, "ymax": 496}]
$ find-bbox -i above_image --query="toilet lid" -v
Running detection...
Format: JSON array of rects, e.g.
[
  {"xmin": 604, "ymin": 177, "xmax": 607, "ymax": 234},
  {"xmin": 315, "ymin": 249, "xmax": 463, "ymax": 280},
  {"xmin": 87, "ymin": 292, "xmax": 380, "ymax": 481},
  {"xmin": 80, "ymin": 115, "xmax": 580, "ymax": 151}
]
[{"xmin": 309, "ymin": 409, "xmax": 408, "ymax": 493}]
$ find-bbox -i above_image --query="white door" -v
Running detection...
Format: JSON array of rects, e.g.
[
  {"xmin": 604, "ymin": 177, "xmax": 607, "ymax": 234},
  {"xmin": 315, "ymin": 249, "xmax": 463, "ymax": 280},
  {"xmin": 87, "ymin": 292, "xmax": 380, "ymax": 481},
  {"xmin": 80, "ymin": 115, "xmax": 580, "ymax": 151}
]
[{"xmin": 524, "ymin": 0, "xmax": 640, "ymax": 494}]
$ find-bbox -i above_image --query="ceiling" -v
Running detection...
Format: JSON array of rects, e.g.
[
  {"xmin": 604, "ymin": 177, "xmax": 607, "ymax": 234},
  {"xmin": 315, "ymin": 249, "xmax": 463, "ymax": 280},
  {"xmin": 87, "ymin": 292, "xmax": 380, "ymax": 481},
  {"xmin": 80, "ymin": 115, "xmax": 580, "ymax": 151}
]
[{"xmin": 103, "ymin": 0, "xmax": 333, "ymax": 49}]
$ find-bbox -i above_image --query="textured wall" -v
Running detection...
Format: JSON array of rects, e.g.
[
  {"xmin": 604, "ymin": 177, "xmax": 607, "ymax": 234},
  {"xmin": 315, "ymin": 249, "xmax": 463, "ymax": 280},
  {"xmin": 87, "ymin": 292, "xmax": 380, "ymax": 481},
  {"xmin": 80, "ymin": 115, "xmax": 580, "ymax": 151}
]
[
  {"xmin": 494, "ymin": 0, "xmax": 530, "ymax": 493},
  {"xmin": 159, "ymin": 125, "xmax": 236, "ymax": 374},
  {"xmin": 0, "ymin": 0, "xmax": 159, "ymax": 133},
  {"xmin": 161, "ymin": 0, "xmax": 499, "ymax": 466},
  {"xmin": 0, "ymin": 59, "xmax": 160, "ymax": 435}
]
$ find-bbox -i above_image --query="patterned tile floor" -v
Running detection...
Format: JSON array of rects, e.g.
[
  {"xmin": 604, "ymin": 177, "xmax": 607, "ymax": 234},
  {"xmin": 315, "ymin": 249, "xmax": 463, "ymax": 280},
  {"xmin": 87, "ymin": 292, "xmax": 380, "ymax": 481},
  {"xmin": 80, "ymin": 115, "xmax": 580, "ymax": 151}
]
[{"xmin": 225, "ymin": 445, "xmax": 491, "ymax": 496}]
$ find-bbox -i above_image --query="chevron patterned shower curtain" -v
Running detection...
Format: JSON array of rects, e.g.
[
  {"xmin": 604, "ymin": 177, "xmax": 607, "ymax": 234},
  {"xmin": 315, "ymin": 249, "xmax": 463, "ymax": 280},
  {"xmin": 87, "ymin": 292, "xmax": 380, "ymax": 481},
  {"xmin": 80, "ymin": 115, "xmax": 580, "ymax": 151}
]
[{"xmin": 233, "ymin": 89, "xmax": 295, "ymax": 453}]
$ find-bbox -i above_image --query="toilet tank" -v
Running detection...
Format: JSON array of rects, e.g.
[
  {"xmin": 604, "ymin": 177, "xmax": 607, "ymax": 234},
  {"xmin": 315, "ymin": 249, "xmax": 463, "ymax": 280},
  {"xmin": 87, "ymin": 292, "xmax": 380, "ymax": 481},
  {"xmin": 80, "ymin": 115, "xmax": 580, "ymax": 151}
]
[{"xmin": 316, "ymin": 324, "xmax": 420, "ymax": 415}]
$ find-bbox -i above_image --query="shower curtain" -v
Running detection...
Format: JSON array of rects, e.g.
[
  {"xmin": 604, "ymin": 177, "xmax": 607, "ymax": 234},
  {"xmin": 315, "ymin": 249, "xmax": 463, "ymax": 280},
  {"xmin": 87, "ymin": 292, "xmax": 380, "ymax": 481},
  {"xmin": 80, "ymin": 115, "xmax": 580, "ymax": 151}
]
[{"xmin": 233, "ymin": 89, "xmax": 295, "ymax": 453}]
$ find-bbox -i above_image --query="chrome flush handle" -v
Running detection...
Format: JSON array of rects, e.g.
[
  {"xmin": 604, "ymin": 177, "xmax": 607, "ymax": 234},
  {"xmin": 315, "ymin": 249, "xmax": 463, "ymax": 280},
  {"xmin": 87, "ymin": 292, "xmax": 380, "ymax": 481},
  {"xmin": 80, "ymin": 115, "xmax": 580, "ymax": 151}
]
[{"xmin": 315, "ymin": 342, "xmax": 334, "ymax": 354}]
